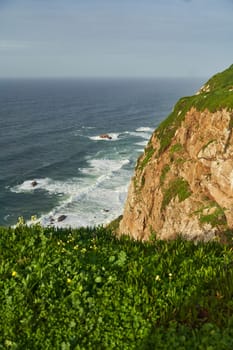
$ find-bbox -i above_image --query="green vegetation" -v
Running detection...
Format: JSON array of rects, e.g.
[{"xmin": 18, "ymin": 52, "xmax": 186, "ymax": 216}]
[
  {"xmin": 160, "ymin": 164, "xmax": 170, "ymax": 186},
  {"xmin": 138, "ymin": 145, "xmax": 154, "ymax": 171},
  {"xmin": 154, "ymin": 64, "xmax": 233, "ymax": 155},
  {"xmin": 162, "ymin": 177, "xmax": 192, "ymax": 210},
  {"xmin": 193, "ymin": 201, "xmax": 227, "ymax": 229},
  {"xmin": 156, "ymin": 96, "xmax": 192, "ymax": 155},
  {"xmin": 203, "ymin": 64, "xmax": 233, "ymax": 91},
  {"xmin": 199, "ymin": 204, "xmax": 227, "ymax": 228},
  {"xmin": 170, "ymin": 143, "xmax": 184, "ymax": 155},
  {"xmin": 1, "ymin": 221, "xmax": 233, "ymax": 349},
  {"xmin": 106, "ymin": 215, "xmax": 123, "ymax": 233}
]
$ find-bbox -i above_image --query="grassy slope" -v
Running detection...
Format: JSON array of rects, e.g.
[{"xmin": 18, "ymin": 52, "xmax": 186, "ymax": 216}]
[
  {"xmin": 142, "ymin": 64, "xmax": 233, "ymax": 158},
  {"xmin": 1, "ymin": 223, "xmax": 233, "ymax": 349}
]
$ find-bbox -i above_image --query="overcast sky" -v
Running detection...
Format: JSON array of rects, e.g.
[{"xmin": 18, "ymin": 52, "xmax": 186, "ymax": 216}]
[{"xmin": 0, "ymin": 0, "xmax": 232, "ymax": 78}]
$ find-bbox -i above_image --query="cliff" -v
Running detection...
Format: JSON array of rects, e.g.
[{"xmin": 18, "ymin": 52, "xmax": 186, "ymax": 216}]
[{"xmin": 119, "ymin": 65, "xmax": 233, "ymax": 241}]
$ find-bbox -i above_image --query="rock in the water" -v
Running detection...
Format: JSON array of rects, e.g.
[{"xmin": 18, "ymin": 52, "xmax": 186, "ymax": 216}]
[
  {"xmin": 99, "ymin": 134, "xmax": 112, "ymax": 140},
  {"xmin": 31, "ymin": 181, "xmax": 38, "ymax": 187},
  {"xmin": 119, "ymin": 64, "xmax": 233, "ymax": 242},
  {"xmin": 49, "ymin": 216, "xmax": 55, "ymax": 224},
  {"xmin": 57, "ymin": 215, "xmax": 67, "ymax": 222}
]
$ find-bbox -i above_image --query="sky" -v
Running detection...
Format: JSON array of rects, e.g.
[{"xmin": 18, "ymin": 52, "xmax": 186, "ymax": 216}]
[{"xmin": 0, "ymin": 0, "xmax": 233, "ymax": 78}]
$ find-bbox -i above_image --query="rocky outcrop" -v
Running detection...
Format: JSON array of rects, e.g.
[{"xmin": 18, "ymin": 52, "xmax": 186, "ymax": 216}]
[
  {"xmin": 99, "ymin": 134, "xmax": 112, "ymax": 140},
  {"xmin": 119, "ymin": 65, "xmax": 233, "ymax": 241},
  {"xmin": 57, "ymin": 215, "xmax": 67, "ymax": 222}
]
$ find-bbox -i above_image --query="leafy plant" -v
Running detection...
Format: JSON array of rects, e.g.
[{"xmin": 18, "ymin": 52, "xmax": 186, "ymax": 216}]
[{"xmin": 1, "ymin": 223, "xmax": 233, "ymax": 349}]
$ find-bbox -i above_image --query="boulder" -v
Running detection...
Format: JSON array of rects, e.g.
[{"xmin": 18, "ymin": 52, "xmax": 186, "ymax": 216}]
[
  {"xmin": 57, "ymin": 215, "xmax": 67, "ymax": 222},
  {"xmin": 99, "ymin": 134, "xmax": 112, "ymax": 140}
]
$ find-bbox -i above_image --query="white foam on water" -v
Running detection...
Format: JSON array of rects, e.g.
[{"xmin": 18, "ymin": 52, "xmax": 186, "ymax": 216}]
[
  {"xmin": 88, "ymin": 158, "xmax": 130, "ymax": 172},
  {"xmin": 79, "ymin": 158, "xmax": 130, "ymax": 176},
  {"xmin": 82, "ymin": 126, "xmax": 96, "ymax": 129},
  {"xmin": 11, "ymin": 178, "xmax": 52, "ymax": 193},
  {"xmin": 16, "ymin": 157, "xmax": 131, "ymax": 229},
  {"xmin": 135, "ymin": 140, "xmax": 148, "ymax": 147},
  {"xmin": 11, "ymin": 178, "xmax": 82, "ymax": 196},
  {"xmin": 136, "ymin": 127, "xmax": 154, "ymax": 132},
  {"xmin": 37, "ymin": 180, "xmax": 129, "ymax": 229},
  {"xmin": 126, "ymin": 131, "xmax": 151, "ymax": 140},
  {"xmin": 123, "ymin": 127, "xmax": 153, "ymax": 141}
]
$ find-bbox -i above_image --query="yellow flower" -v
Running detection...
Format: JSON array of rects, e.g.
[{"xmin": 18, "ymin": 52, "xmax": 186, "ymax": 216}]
[
  {"xmin": 31, "ymin": 215, "xmax": 37, "ymax": 222},
  {"xmin": 12, "ymin": 271, "xmax": 17, "ymax": 277},
  {"xmin": 16, "ymin": 216, "xmax": 25, "ymax": 227},
  {"xmin": 155, "ymin": 275, "xmax": 160, "ymax": 281},
  {"xmin": 67, "ymin": 278, "xmax": 72, "ymax": 284}
]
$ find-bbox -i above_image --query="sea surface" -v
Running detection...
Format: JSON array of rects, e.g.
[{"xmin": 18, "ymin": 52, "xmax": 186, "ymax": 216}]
[{"xmin": 0, "ymin": 77, "xmax": 203, "ymax": 228}]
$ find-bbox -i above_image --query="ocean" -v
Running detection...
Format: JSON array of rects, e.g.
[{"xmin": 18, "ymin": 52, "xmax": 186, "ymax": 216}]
[{"xmin": 0, "ymin": 77, "xmax": 203, "ymax": 228}]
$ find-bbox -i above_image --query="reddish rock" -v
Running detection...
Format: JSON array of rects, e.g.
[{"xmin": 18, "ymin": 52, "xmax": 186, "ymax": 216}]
[{"xmin": 99, "ymin": 134, "xmax": 112, "ymax": 140}]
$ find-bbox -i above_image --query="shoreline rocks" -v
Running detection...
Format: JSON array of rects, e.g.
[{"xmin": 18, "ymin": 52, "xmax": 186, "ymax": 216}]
[{"xmin": 99, "ymin": 134, "xmax": 112, "ymax": 140}]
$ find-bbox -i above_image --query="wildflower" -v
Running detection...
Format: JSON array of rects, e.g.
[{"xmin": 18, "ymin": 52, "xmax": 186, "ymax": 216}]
[
  {"xmin": 5, "ymin": 340, "xmax": 13, "ymax": 347},
  {"xmin": 81, "ymin": 248, "xmax": 87, "ymax": 254},
  {"xmin": 12, "ymin": 271, "xmax": 17, "ymax": 277},
  {"xmin": 73, "ymin": 245, "xmax": 79, "ymax": 250},
  {"xmin": 16, "ymin": 216, "xmax": 25, "ymax": 227},
  {"xmin": 67, "ymin": 278, "xmax": 72, "ymax": 284},
  {"xmin": 155, "ymin": 275, "xmax": 161, "ymax": 281},
  {"xmin": 216, "ymin": 291, "xmax": 223, "ymax": 299},
  {"xmin": 169, "ymin": 273, "xmax": 172, "ymax": 279},
  {"xmin": 31, "ymin": 215, "xmax": 37, "ymax": 222}
]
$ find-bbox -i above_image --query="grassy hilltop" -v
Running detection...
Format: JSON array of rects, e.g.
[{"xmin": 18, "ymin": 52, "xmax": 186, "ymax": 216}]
[
  {"xmin": 155, "ymin": 64, "xmax": 233, "ymax": 155},
  {"xmin": 1, "ymin": 221, "xmax": 233, "ymax": 349}
]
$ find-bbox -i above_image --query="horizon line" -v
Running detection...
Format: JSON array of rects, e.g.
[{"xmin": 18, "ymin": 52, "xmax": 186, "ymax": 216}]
[{"xmin": 0, "ymin": 75, "xmax": 206, "ymax": 80}]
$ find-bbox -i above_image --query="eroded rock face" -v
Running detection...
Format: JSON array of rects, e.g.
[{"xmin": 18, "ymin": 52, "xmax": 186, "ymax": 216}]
[{"xmin": 119, "ymin": 66, "xmax": 233, "ymax": 241}]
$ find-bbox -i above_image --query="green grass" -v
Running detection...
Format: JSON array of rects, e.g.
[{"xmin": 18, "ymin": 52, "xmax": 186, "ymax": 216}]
[
  {"xmin": 153, "ymin": 64, "xmax": 233, "ymax": 155},
  {"xmin": 200, "ymin": 206, "xmax": 227, "ymax": 228},
  {"xmin": 160, "ymin": 164, "xmax": 170, "ymax": 186},
  {"xmin": 170, "ymin": 143, "xmax": 184, "ymax": 155},
  {"xmin": 202, "ymin": 64, "xmax": 233, "ymax": 91},
  {"xmin": 138, "ymin": 145, "xmax": 154, "ymax": 171},
  {"xmin": 1, "ymin": 222, "xmax": 233, "ymax": 349},
  {"xmin": 162, "ymin": 177, "xmax": 192, "ymax": 210}
]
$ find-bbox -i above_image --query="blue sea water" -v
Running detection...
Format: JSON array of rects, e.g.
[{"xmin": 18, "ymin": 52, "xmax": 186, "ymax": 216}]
[{"xmin": 0, "ymin": 77, "xmax": 203, "ymax": 228}]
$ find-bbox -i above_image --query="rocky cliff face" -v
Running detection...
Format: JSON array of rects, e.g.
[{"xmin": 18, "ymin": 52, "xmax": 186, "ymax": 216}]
[{"xmin": 119, "ymin": 65, "xmax": 233, "ymax": 241}]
